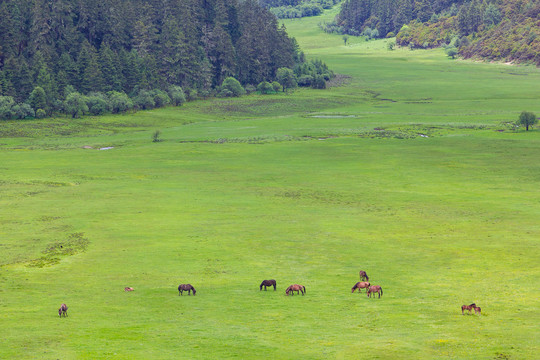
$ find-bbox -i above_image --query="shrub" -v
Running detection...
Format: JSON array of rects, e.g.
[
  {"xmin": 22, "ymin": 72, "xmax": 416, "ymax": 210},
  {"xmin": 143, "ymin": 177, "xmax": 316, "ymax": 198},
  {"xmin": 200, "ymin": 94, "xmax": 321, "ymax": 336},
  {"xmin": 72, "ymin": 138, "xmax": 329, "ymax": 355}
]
[
  {"xmin": 271, "ymin": 81, "xmax": 282, "ymax": 92},
  {"xmin": 257, "ymin": 81, "xmax": 274, "ymax": 95},
  {"xmin": 108, "ymin": 91, "xmax": 133, "ymax": 113},
  {"xmin": 63, "ymin": 92, "xmax": 88, "ymax": 118},
  {"xmin": 36, "ymin": 108, "xmax": 47, "ymax": 119},
  {"xmin": 12, "ymin": 103, "xmax": 35, "ymax": 119},
  {"xmin": 168, "ymin": 85, "xmax": 186, "ymax": 106},
  {"xmin": 297, "ymin": 75, "xmax": 313, "ymax": 87},
  {"xmin": 311, "ymin": 75, "xmax": 327, "ymax": 89},
  {"xmin": 220, "ymin": 77, "xmax": 245, "ymax": 97},
  {"xmin": 0, "ymin": 96, "xmax": 16, "ymax": 120}
]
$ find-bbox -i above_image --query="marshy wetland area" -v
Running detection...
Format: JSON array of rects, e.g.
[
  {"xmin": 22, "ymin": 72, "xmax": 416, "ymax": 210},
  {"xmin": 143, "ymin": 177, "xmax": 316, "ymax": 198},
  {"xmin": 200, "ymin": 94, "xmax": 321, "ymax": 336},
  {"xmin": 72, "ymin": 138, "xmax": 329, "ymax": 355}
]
[{"xmin": 1, "ymin": 9, "xmax": 539, "ymax": 360}]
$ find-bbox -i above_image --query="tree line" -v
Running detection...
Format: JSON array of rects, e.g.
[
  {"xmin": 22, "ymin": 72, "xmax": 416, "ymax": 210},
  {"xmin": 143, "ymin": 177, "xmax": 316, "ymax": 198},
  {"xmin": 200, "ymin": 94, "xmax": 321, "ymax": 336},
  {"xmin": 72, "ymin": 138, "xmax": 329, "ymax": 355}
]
[
  {"xmin": 329, "ymin": 0, "xmax": 539, "ymax": 66},
  {"xmin": 0, "ymin": 0, "xmax": 316, "ymax": 119}
]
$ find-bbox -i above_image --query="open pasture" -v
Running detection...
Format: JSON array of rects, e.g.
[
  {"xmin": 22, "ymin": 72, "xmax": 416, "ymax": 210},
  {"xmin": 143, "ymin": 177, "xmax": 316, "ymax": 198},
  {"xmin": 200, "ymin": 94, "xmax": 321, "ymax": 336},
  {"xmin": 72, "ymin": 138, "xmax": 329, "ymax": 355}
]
[{"xmin": 1, "ymin": 10, "xmax": 540, "ymax": 360}]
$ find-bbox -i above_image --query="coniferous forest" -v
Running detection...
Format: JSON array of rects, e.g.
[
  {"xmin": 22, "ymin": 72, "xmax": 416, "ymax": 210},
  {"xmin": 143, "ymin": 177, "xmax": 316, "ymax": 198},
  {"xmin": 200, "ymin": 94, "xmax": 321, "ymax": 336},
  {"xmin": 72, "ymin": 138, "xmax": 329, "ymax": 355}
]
[
  {"xmin": 0, "ymin": 0, "xmax": 336, "ymax": 119},
  {"xmin": 330, "ymin": 0, "xmax": 540, "ymax": 66}
]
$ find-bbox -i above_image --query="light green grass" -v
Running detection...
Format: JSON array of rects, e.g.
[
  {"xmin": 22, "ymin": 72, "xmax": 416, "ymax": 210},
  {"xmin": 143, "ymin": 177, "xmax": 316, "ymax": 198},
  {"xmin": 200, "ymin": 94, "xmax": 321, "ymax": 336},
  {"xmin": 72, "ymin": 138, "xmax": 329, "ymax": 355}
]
[{"xmin": 1, "ymin": 8, "xmax": 539, "ymax": 360}]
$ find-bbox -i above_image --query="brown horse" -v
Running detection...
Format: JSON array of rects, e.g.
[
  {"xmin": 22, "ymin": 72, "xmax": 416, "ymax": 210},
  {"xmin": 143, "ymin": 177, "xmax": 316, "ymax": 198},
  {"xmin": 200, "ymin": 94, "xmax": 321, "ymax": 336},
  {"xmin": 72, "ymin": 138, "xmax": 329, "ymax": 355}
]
[
  {"xmin": 124, "ymin": 287, "xmax": 134, "ymax": 292},
  {"xmin": 286, "ymin": 284, "xmax": 305, "ymax": 296},
  {"xmin": 351, "ymin": 281, "xmax": 371, "ymax": 293},
  {"xmin": 359, "ymin": 270, "xmax": 369, "ymax": 281},
  {"xmin": 178, "ymin": 284, "xmax": 196, "ymax": 296},
  {"xmin": 461, "ymin": 303, "xmax": 476, "ymax": 314},
  {"xmin": 260, "ymin": 279, "xmax": 277, "ymax": 291},
  {"xmin": 474, "ymin": 306, "xmax": 481, "ymax": 315},
  {"xmin": 58, "ymin": 303, "xmax": 68, "ymax": 317},
  {"xmin": 367, "ymin": 285, "xmax": 383, "ymax": 298}
]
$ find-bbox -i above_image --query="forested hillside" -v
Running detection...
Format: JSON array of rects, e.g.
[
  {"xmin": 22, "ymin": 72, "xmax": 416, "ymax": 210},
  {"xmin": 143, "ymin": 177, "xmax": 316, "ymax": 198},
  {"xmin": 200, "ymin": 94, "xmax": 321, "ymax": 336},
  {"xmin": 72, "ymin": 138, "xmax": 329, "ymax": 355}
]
[
  {"xmin": 333, "ymin": 0, "xmax": 540, "ymax": 66},
  {"xmin": 0, "ymin": 0, "xmax": 301, "ymax": 116}
]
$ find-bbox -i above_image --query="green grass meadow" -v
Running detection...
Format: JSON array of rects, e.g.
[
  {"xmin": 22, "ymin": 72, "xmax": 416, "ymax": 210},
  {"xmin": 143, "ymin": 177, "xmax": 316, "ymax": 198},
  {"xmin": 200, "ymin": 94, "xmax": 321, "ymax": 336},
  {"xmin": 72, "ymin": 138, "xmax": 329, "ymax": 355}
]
[{"xmin": 1, "ymin": 9, "xmax": 540, "ymax": 360}]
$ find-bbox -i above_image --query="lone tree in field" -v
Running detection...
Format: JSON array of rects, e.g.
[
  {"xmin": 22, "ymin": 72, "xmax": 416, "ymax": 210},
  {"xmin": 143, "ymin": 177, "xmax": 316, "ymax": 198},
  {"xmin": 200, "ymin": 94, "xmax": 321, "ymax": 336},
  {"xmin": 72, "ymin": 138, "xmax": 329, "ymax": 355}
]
[{"xmin": 518, "ymin": 111, "xmax": 538, "ymax": 131}]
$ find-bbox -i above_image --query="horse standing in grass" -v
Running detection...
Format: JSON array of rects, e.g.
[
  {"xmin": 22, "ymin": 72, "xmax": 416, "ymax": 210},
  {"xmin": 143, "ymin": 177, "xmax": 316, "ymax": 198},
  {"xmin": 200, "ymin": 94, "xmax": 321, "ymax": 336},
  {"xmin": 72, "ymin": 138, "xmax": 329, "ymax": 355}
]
[
  {"xmin": 359, "ymin": 271, "xmax": 369, "ymax": 281},
  {"xmin": 178, "ymin": 284, "xmax": 196, "ymax": 296},
  {"xmin": 367, "ymin": 285, "xmax": 383, "ymax": 298},
  {"xmin": 461, "ymin": 303, "xmax": 476, "ymax": 314},
  {"xmin": 474, "ymin": 306, "xmax": 481, "ymax": 315},
  {"xmin": 286, "ymin": 284, "xmax": 305, "ymax": 296},
  {"xmin": 260, "ymin": 280, "xmax": 277, "ymax": 291},
  {"xmin": 351, "ymin": 281, "xmax": 371, "ymax": 293},
  {"xmin": 58, "ymin": 303, "xmax": 68, "ymax": 317}
]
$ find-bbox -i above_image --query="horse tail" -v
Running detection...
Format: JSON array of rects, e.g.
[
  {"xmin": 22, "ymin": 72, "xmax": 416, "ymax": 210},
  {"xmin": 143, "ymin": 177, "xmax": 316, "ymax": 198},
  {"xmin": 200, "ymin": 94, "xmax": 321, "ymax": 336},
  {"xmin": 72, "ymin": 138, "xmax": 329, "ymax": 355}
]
[
  {"xmin": 260, "ymin": 282, "xmax": 263, "ymax": 291},
  {"xmin": 303, "ymin": 286, "xmax": 306, "ymax": 293},
  {"xmin": 380, "ymin": 287, "xmax": 383, "ymax": 297},
  {"xmin": 365, "ymin": 274, "xmax": 369, "ymax": 281}
]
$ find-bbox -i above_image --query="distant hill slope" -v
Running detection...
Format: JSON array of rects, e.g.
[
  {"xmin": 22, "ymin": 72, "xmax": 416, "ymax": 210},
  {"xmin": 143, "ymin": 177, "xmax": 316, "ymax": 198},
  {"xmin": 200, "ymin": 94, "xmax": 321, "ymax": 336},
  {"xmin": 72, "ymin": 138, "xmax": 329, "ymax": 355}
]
[{"xmin": 334, "ymin": 0, "xmax": 540, "ymax": 66}]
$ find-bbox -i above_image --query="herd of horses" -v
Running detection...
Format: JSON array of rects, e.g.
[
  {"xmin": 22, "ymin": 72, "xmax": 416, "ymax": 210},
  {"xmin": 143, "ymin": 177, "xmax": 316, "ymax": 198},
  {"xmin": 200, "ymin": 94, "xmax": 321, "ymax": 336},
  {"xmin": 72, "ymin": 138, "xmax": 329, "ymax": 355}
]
[{"xmin": 58, "ymin": 270, "xmax": 481, "ymax": 317}]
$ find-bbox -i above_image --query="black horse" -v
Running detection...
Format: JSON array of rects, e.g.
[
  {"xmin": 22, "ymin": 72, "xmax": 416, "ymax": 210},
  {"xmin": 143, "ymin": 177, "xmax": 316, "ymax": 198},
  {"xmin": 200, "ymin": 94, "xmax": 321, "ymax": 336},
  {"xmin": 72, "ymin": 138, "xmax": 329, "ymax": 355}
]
[
  {"xmin": 260, "ymin": 279, "xmax": 277, "ymax": 291},
  {"xmin": 178, "ymin": 284, "xmax": 196, "ymax": 296},
  {"xmin": 58, "ymin": 303, "xmax": 68, "ymax": 317}
]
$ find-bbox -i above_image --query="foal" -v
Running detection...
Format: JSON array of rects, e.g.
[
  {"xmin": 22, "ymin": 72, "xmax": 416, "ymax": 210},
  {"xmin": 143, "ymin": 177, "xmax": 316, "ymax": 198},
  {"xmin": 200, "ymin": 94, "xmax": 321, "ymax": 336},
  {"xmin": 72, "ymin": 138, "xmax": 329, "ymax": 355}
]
[{"xmin": 474, "ymin": 306, "xmax": 481, "ymax": 315}]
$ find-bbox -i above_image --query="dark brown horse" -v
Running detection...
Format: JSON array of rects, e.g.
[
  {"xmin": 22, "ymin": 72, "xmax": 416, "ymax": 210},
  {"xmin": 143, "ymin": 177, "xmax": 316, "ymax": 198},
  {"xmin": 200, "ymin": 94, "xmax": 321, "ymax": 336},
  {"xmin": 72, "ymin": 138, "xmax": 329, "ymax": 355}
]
[
  {"xmin": 367, "ymin": 285, "xmax": 383, "ymax": 298},
  {"xmin": 474, "ymin": 306, "xmax": 481, "ymax": 315},
  {"xmin": 58, "ymin": 303, "xmax": 68, "ymax": 317},
  {"xmin": 178, "ymin": 284, "xmax": 196, "ymax": 296},
  {"xmin": 260, "ymin": 279, "xmax": 276, "ymax": 291},
  {"xmin": 461, "ymin": 303, "xmax": 476, "ymax": 314},
  {"xmin": 359, "ymin": 270, "xmax": 369, "ymax": 281},
  {"xmin": 286, "ymin": 284, "xmax": 305, "ymax": 296},
  {"xmin": 351, "ymin": 281, "xmax": 371, "ymax": 293}
]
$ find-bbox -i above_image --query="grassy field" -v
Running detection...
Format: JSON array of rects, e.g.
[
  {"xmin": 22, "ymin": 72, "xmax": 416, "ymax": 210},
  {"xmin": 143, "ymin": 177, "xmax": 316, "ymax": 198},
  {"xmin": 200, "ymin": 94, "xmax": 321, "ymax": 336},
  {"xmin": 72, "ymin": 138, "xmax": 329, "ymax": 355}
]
[{"xmin": 1, "ymin": 8, "xmax": 540, "ymax": 360}]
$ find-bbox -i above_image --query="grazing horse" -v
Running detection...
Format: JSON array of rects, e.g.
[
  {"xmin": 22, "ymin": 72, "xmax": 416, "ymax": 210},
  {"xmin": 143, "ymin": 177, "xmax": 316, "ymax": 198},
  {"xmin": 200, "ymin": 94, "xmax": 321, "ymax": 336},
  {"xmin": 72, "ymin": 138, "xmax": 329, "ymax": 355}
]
[
  {"xmin": 359, "ymin": 271, "xmax": 369, "ymax": 282},
  {"xmin": 260, "ymin": 279, "xmax": 277, "ymax": 291},
  {"xmin": 124, "ymin": 287, "xmax": 134, "ymax": 292},
  {"xmin": 367, "ymin": 285, "xmax": 383, "ymax": 298},
  {"xmin": 178, "ymin": 284, "xmax": 196, "ymax": 296},
  {"xmin": 58, "ymin": 303, "xmax": 68, "ymax": 317},
  {"xmin": 474, "ymin": 306, "xmax": 481, "ymax": 315},
  {"xmin": 286, "ymin": 284, "xmax": 306, "ymax": 296},
  {"xmin": 461, "ymin": 303, "xmax": 476, "ymax": 314},
  {"xmin": 351, "ymin": 281, "xmax": 371, "ymax": 293}
]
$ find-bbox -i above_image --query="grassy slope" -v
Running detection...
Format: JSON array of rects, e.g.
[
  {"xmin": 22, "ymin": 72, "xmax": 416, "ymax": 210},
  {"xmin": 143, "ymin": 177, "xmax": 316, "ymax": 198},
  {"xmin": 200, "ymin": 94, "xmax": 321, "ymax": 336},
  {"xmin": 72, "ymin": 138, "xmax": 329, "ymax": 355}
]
[{"xmin": 1, "ymin": 8, "xmax": 539, "ymax": 360}]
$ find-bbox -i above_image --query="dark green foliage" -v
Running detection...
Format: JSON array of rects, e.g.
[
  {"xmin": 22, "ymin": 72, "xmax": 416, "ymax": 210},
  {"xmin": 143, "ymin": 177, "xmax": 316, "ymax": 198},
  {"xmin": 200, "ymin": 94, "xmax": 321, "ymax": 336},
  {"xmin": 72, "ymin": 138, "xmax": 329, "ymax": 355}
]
[
  {"xmin": 168, "ymin": 86, "xmax": 186, "ymax": 106},
  {"xmin": 152, "ymin": 130, "xmax": 162, "ymax": 142},
  {"xmin": 263, "ymin": 0, "xmax": 339, "ymax": 19},
  {"xmin": 518, "ymin": 111, "xmax": 538, "ymax": 131},
  {"xmin": 28, "ymin": 87, "xmax": 47, "ymax": 112},
  {"xmin": 108, "ymin": 91, "xmax": 133, "ymax": 114},
  {"xmin": 85, "ymin": 93, "xmax": 111, "ymax": 116},
  {"xmin": 394, "ymin": 0, "xmax": 540, "ymax": 66},
  {"xmin": 220, "ymin": 77, "xmax": 246, "ymax": 97},
  {"xmin": 63, "ymin": 92, "xmax": 88, "ymax": 118},
  {"xmin": 293, "ymin": 59, "xmax": 334, "ymax": 88},
  {"xmin": 276, "ymin": 67, "xmax": 297, "ymax": 92},
  {"xmin": 0, "ymin": 0, "xmax": 301, "ymax": 110},
  {"xmin": 257, "ymin": 81, "xmax": 274, "ymax": 94},
  {"xmin": 12, "ymin": 103, "xmax": 35, "ymax": 119}
]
